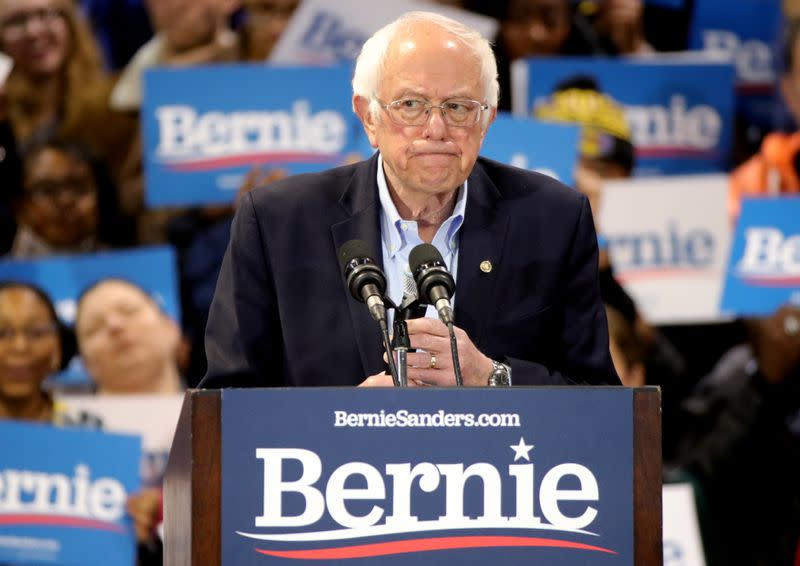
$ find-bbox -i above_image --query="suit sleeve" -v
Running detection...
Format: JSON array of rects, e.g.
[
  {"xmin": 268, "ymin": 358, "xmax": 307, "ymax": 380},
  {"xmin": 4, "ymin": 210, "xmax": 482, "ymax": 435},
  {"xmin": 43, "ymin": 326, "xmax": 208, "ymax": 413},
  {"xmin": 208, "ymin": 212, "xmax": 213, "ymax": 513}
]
[
  {"xmin": 200, "ymin": 193, "xmax": 283, "ymax": 388},
  {"xmin": 509, "ymin": 195, "xmax": 620, "ymax": 386}
]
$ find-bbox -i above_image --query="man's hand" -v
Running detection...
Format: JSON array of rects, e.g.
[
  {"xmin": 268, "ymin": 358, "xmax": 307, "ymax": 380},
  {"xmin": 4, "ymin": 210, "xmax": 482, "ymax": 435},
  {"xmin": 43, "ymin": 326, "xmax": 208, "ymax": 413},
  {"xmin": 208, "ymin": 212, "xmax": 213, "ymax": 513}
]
[
  {"xmin": 403, "ymin": 317, "xmax": 494, "ymax": 387},
  {"xmin": 359, "ymin": 372, "xmax": 398, "ymax": 387}
]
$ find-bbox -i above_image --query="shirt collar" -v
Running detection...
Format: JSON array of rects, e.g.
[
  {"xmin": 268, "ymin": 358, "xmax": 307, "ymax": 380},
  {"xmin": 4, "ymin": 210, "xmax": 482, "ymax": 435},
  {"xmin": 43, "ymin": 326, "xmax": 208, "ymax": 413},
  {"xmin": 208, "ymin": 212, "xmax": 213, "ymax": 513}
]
[{"xmin": 377, "ymin": 153, "xmax": 467, "ymax": 259}]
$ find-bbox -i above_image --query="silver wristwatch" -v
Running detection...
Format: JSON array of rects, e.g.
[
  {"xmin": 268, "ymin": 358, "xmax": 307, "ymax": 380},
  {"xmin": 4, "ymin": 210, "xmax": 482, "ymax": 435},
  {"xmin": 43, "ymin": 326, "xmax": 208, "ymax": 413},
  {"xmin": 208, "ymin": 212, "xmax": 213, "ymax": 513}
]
[{"xmin": 488, "ymin": 360, "xmax": 512, "ymax": 387}]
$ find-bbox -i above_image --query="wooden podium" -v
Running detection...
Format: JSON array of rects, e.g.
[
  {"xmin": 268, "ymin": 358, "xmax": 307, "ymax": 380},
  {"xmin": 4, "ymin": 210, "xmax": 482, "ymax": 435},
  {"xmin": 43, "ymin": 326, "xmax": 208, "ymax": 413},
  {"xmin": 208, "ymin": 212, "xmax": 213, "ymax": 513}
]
[{"xmin": 164, "ymin": 387, "xmax": 662, "ymax": 565}]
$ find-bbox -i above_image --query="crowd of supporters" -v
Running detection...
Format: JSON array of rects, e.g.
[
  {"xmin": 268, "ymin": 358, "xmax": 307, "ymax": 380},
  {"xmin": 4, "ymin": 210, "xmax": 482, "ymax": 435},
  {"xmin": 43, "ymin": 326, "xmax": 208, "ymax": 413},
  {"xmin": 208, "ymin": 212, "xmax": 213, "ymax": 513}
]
[{"xmin": 1, "ymin": 1, "xmax": 799, "ymax": 564}]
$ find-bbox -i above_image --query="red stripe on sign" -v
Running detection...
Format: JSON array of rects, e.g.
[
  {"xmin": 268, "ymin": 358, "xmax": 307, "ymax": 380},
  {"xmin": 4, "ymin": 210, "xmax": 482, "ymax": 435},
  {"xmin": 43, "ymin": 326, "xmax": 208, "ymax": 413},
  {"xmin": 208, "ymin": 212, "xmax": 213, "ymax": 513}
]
[
  {"xmin": 165, "ymin": 152, "xmax": 342, "ymax": 172},
  {"xmin": 0, "ymin": 514, "xmax": 125, "ymax": 532},
  {"xmin": 255, "ymin": 535, "xmax": 617, "ymax": 559}
]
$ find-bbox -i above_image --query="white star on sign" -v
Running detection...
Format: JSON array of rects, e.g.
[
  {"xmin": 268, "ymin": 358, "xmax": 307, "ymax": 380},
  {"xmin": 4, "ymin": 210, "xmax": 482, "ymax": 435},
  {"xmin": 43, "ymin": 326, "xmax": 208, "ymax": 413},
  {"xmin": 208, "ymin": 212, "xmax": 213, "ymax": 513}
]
[{"xmin": 510, "ymin": 437, "xmax": 533, "ymax": 461}]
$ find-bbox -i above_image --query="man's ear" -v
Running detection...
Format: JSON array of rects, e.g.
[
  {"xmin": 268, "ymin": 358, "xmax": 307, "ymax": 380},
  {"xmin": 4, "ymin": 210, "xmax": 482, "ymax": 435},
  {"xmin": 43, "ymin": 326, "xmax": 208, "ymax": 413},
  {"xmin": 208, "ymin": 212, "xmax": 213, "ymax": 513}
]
[{"xmin": 353, "ymin": 95, "xmax": 380, "ymax": 148}]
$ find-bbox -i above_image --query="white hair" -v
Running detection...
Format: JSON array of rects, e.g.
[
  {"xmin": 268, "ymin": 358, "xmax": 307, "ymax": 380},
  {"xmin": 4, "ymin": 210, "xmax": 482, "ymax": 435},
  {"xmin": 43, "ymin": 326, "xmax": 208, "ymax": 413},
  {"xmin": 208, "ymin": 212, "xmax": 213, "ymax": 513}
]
[{"xmin": 351, "ymin": 11, "xmax": 499, "ymax": 119}]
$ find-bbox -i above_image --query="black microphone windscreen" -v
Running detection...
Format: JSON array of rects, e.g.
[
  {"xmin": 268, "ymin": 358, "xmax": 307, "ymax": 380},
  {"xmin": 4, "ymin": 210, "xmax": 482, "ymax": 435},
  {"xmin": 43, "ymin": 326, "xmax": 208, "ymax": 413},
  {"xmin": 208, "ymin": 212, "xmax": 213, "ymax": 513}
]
[
  {"xmin": 409, "ymin": 243, "xmax": 445, "ymax": 274},
  {"xmin": 338, "ymin": 239, "xmax": 373, "ymax": 275}
]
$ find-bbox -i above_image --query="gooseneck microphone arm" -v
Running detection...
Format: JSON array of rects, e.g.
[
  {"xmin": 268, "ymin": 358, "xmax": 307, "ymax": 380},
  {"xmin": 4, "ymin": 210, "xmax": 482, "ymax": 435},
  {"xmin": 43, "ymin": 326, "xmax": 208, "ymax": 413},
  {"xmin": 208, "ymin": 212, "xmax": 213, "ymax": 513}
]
[
  {"xmin": 409, "ymin": 243, "xmax": 464, "ymax": 387},
  {"xmin": 338, "ymin": 240, "xmax": 400, "ymax": 387}
]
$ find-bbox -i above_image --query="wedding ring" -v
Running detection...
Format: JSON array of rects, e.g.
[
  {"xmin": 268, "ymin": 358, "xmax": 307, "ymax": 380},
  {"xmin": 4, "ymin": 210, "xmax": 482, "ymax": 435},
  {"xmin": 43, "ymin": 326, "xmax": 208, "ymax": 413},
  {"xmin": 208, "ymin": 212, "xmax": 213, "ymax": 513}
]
[
  {"xmin": 784, "ymin": 314, "xmax": 800, "ymax": 337},
  {"xmin": 429, "ymin": 354, "xmax": 438, "ymax": 370}
]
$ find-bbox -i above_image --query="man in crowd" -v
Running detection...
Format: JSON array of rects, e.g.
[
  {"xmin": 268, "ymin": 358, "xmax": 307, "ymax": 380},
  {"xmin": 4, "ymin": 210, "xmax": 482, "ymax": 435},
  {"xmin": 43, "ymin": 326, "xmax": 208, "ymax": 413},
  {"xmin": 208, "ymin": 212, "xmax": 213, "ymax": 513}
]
[{"xmin": 201, "ymin": 11, "xmax": 618, "ymax": 389}]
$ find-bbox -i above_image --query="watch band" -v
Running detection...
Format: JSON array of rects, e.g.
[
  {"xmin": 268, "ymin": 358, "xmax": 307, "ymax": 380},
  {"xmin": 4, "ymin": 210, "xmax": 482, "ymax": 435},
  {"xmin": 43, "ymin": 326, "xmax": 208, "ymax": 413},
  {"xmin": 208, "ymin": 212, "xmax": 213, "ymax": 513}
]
[{"xmin": 488, "ymin": 359, "xmax": 512, "ymax": 387}]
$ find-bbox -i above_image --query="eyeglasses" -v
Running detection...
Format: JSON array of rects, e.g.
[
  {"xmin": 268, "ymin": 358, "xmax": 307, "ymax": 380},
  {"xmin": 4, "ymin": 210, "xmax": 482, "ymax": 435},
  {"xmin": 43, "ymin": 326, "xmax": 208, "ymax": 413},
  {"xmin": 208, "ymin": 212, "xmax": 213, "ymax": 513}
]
[
  {"xmin": 24, "ymin": 178, "xmax": 95, "ymax": 201},
  {"xmin": 375, "ymin": 96, "xmax": 489, "ymax": 127},
  {"xmin": 1, "ymin": 7, "xmax": 66, "ymax": 41},
  {"xmin": 0, "ymin": 324, "xmax": 57, "ymax": 344}
]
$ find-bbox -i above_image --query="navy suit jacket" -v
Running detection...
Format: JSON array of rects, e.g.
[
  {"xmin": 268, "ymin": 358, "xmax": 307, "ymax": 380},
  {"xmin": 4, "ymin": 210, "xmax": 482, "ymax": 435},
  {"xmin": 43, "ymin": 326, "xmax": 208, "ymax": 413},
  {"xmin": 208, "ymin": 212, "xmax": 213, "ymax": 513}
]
[{"xmin": 201, "ymin": 153, "xmax": 619, "ymax": 387}]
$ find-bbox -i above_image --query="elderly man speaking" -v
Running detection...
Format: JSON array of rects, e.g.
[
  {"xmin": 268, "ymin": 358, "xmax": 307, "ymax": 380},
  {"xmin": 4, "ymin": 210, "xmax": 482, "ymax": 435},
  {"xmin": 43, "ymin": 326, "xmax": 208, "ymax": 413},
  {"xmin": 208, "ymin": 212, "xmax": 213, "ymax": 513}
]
[{"xmin": 201, "ymin": 11, "xmax": 619, "ymax": 389}]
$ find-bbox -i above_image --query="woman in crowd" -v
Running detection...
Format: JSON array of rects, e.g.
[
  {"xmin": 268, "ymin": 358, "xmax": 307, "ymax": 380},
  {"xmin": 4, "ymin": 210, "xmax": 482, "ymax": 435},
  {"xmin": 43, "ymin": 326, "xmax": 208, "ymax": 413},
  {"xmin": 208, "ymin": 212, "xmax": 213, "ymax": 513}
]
[
  {"xmin": 0, "ymin": 0, "xmax": 134, "ymax": 179},
  {"xmin": 7, "ymin": 134, "xmax": 131, "ymax": 257},
  {"xmin": 75, "ymin": 278, "xmax": 183, "ymax": 395},
  {"xmin": 0, "ymin": 281, "xmax": 67, "ymax": 421},
  {"xmin": 74, "ymin": 277, "xmax": 183, "ymax": 563}
]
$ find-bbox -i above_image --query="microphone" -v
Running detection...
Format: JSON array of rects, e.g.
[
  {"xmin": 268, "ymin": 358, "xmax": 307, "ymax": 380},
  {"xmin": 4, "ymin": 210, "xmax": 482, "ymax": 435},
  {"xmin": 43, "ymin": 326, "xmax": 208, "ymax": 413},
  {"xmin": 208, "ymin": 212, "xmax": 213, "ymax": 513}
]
[
  {"xmin": 338, "ymin": 239, "xmax": 400, "ymax": 387},
  {"xmin": 338, "ymin": 239, "xmax": 388, "ymax": 325},
  {"xmin": 409, "ymin": 243, "xmax": 464, "ymax": 387},
  {"xmin": 409, "ymin": 243, "xmax": 455, "ymax": 326}
]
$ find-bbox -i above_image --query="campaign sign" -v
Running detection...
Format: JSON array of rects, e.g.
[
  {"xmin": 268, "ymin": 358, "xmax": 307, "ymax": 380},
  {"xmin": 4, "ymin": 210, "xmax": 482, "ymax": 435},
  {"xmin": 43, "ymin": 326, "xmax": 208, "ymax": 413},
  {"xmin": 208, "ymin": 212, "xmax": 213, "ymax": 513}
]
[
  {"xmin": 599, "ymin": 175, "xmax": 732, "ymax": 324},
  {"xmin": 221, "ymin": 388, "xmax": 634, "ymax": 565},
  {"xmin": 54, "ymin": 394, "xmax": 184, "ymax": 488},
  {"xmin": 0, "ymin": 246, "xmax": 179, "ymax": 387},
  {"xmin": 269, "ymin": 0, "xmax": 498, "ymax": 65},
  {"xmin": 143, "ymin": 64, "xmax": 371, "ymax": 207},
  {"xmin": 689, "ymin": 0, "xmax": 783, "ymax": 129},
  {"xmin": 511, "ymin": 57, "xmax": 735, "ymax": 176},
  {"xmin": 720, "ymin": 196, "xmax": 800, "ymax": 316},
  {"xmin": 0, "ymin": 420, "xmax": 140, "ymax": 565},
  {"xmin": 481, "ymin": 114, "xmax": 580, "ymax": 187}
]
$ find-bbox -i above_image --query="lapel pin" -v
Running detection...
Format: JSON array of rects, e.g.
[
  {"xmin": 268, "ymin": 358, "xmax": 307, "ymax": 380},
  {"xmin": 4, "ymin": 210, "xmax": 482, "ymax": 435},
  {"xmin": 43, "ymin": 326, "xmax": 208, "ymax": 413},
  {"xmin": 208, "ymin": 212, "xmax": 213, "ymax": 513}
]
[{"xmin": 480, "ymin": 260, "xmax": 492, "ymax": 273}]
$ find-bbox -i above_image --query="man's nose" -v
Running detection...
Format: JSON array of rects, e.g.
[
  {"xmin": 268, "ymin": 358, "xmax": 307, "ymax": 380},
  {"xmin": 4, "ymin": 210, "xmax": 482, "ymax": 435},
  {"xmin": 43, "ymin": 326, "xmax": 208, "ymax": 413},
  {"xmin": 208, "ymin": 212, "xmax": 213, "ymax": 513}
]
[{"xmin": 422, "ymin": 106, "xmax": 448, "ymax": 139}]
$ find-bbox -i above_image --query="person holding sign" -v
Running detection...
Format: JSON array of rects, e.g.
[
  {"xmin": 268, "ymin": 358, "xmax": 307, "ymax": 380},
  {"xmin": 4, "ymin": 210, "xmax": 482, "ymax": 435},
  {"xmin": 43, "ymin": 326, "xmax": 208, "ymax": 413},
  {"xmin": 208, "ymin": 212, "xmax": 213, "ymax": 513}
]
[{"xmin": 202, "ymin": 11, "xmax": 618, "ymax": 389}]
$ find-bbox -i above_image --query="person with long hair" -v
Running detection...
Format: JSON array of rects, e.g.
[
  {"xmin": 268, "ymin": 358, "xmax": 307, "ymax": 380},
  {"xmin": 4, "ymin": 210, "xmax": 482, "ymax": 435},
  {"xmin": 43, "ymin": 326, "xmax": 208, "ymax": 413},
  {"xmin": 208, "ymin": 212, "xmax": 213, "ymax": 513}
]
[{"xmin": 0, "ymin": 0, "xmax": 135, "ymax": 180}]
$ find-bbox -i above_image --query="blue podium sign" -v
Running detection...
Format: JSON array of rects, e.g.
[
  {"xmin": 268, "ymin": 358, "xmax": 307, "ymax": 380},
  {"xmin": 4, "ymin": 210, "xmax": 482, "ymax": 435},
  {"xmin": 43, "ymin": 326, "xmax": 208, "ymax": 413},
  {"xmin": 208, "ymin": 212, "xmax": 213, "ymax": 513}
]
[{"xmin": 220, "ymin": 387, "xmax": 634, "ymax": 564}]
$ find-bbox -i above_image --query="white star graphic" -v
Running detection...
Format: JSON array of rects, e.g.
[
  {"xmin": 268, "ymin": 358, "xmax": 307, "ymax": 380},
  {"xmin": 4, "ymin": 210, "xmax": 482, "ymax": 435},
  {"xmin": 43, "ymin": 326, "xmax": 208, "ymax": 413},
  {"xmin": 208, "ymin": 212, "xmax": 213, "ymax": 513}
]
[{"xmin": 510, "ymin": 437, "xmax": 533, "ymax": 462}]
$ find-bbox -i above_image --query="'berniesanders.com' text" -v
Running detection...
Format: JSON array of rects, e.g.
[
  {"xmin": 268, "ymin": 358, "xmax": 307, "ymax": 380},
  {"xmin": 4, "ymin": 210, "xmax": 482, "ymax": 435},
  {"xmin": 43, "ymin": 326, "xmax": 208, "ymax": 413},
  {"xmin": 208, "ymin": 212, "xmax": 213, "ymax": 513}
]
[{"xmin": 333, "ymin": 410, "xmax": 521, "ymax": 428}]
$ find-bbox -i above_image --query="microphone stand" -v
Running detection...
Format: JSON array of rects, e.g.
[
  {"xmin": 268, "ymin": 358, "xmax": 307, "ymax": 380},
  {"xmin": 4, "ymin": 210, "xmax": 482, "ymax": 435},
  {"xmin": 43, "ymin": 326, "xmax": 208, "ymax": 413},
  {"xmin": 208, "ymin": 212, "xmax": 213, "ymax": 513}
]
[
  {"xmin": 392, "ymin": 309, "xmax": 411, "ymax": 387},
  {"xmin": 446, "ymin": 322, "xmax": 464, "ymax": 387},
  {"xmin": 379, "ymin": 298, "xmax": 401, "ymax": 387}
]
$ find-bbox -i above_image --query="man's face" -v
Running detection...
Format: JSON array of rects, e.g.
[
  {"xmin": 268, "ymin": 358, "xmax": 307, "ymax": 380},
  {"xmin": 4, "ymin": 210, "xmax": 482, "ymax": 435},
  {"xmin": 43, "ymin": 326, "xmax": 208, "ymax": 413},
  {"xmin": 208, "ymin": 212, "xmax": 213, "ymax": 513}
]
[{"xmin": 356, "ymin": 24, "xmax": 494, "ymax": 201}]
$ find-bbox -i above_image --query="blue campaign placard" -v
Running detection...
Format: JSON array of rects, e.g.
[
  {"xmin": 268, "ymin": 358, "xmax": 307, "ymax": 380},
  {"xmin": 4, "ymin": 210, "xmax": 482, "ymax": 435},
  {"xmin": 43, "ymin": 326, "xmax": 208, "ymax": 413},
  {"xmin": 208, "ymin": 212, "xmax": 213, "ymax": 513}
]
[
  {"xmin": 514, "ymin": 57, "xmax": 735, "ymax": 176},
  {"xmin": 688, "ymin": 0, "xmax": 783, "ymax": 129},
  {"xmin": 720, "ymin": 196, "xmax": 800, "ymax": 316},
  {"xmin": 0, "ymin": 246, "xmax": 180, "ymax": 324},
  {"xmin": 0, "ymin": 420, "xmax": 141, "ymax": 565},
  {"xmin": 143, "ymin": 64, "xmax": 372, "ymax": 207},
  {"xmin": 0, "ymin": 246, "xmax": 180, "ymax": 387},
  {"xmin": 482, "ymin": 114, "xmax": 580, "ymax": 188},
  {"xmin": 221, "ymin": 388, "xmax": 634, "ymax": 565}
]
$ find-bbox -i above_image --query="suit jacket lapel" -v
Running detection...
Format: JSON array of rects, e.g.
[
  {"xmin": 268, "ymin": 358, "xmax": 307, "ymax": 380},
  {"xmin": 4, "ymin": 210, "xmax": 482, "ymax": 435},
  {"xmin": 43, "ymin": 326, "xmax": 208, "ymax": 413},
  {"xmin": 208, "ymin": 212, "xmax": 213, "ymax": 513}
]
[
  {"xmin": 331, "ymin": 153, "xmax": 385, "ymax": 377},
  {"xmin": 455, "ymin": 161, "xmax": 510, "ymax": 348}
]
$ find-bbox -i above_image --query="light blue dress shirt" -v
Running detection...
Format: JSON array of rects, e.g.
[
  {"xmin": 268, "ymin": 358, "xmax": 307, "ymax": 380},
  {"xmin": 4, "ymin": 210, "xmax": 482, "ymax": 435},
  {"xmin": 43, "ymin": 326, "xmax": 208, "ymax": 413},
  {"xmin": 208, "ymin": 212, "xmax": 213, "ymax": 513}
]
[{"xmin": 376, "ymin": 154, "xmax": 467, "ymax": 327}]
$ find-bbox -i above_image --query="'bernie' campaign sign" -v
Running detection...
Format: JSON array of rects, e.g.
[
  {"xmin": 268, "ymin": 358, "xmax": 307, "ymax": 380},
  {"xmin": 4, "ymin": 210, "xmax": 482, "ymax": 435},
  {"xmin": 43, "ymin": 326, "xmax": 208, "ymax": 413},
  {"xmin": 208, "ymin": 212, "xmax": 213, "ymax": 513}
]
[
  {"xmin": 721, "ymin": 196, "xmax": 800, "ymax": 316},
  {"xmin": 143, "ymin": 64, "xmax": 370, "ymax": 207},
  {"xmin": 0, "ymin": 421, "xmax": 140, "ymax": 566},
  {"xmin": 511, "ymin": 56, "xmax": 735, "ymax": 176}
]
